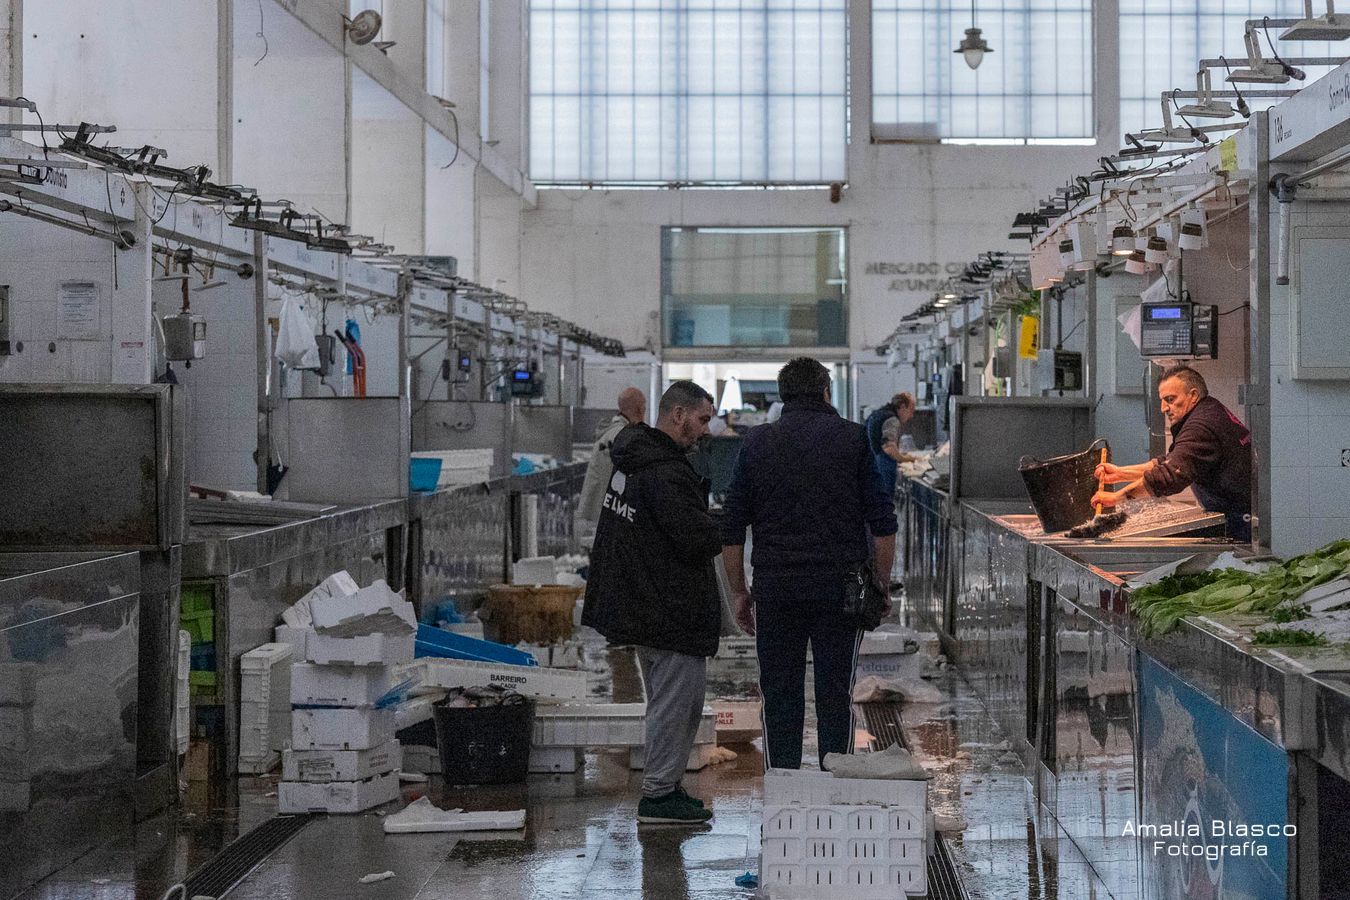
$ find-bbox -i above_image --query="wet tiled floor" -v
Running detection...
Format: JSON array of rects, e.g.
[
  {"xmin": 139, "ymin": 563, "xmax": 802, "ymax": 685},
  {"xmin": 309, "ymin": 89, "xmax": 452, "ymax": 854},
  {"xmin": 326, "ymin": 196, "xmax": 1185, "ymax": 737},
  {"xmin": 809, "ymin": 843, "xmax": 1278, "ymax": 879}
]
[{"xmin": 20, "ymin": 613, "xmax": 1137, "ymax": 899}]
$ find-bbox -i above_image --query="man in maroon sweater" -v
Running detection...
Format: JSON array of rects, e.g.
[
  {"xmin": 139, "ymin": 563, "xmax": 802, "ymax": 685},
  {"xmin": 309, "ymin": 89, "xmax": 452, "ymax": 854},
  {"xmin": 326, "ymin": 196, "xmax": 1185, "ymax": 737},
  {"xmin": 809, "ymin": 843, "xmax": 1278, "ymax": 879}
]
[{"xmin": 1093, "ymin": 365, "xmax": 1253, "ymax": 541}]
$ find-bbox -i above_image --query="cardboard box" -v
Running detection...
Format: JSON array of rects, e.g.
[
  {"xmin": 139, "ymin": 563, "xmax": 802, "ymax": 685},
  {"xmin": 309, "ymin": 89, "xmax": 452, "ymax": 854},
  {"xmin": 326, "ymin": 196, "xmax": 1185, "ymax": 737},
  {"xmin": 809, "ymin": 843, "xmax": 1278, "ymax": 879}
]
[
  {"xmin": 282, "ymin": 740, "xmax": 401, "ymax": 783},
  {"xmin": 290, "ymin": 662, "xmax": 394, "ymax": 707},
  {"xmin": 291, "ymin": 707, "xmax": 396, "ymax": 751},
  {"xmin": 310, "ymin": 579, "xmax": 416, "ymax": 638},
  {"xmin": 277, "ymin": 770, "xmax": 400, "ymax": 814},
  {"xmin": 712, "ymin": 699, "xmax": 763, "ymax": 739},
  {"xmin": 306, "ymin": 632, "xmax": 415, "ymax": 667}
]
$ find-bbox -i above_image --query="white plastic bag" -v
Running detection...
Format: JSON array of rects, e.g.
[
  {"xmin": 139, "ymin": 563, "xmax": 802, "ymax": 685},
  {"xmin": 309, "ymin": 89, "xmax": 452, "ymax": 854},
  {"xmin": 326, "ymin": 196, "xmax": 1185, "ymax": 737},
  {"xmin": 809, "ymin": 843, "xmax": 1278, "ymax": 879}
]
[{"xmin": 276, "ymin": 294, "xmax": 320, "ymax": 370}]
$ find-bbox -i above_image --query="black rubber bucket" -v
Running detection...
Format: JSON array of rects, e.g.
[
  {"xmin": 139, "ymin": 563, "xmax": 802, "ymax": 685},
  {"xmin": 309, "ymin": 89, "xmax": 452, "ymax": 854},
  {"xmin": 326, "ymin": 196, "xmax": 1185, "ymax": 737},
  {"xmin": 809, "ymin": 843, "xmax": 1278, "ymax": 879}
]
[
  {"xmin": 432, "ymin": 696, "xmax": 537, "ymax": 785},
  {"xmin": 1018, "ymin": 439, "xmax": 1109, "ymax": 533}
]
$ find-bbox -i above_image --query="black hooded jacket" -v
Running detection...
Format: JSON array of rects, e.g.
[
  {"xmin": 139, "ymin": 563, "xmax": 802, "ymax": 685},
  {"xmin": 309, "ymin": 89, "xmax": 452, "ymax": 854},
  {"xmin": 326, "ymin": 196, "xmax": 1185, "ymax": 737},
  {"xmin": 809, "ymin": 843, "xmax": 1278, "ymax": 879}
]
[{"xmin": 581, "ymin": 423, "xmax": 723, "ymax": 658}]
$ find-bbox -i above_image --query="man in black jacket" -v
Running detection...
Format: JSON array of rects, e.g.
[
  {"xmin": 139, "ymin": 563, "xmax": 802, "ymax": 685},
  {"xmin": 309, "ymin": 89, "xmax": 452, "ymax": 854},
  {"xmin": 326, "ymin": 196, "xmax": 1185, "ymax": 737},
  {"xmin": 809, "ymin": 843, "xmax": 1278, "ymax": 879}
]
[
  {"xmin": 582, "ymin": 380, "xmax": 721, "ymax": 824},
  {"xmin": 1092, "ymin": 365, "xmax": 1253, "ymax": 540},
  {"xmin": 722, "ymin": 358, "xmax": 898, "ymax": 770}
]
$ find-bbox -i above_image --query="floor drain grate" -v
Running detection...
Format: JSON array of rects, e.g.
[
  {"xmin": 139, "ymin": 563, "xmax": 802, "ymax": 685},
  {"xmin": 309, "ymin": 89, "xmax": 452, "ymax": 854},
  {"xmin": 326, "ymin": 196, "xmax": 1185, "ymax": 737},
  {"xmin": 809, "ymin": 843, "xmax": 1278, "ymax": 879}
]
[
  {"xmin": 181, "ymin": 813, "xmax": 312, "ymax": 898},
  {"xmin": 859, "ymin": 701, "xmax": 908, "ymax": 751},
  {"xmin": 926, "ymin": 834, "xmax": 970, "ymax": 900}
]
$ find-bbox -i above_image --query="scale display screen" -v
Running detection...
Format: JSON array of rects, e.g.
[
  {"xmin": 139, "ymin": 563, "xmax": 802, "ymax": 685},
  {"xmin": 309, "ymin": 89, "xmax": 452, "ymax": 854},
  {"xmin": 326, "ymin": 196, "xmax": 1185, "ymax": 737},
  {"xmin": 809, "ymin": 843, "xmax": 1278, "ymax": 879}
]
[{"xmin": 1139, "ymin": 302, "xmax": 1218, "ymax": 359}]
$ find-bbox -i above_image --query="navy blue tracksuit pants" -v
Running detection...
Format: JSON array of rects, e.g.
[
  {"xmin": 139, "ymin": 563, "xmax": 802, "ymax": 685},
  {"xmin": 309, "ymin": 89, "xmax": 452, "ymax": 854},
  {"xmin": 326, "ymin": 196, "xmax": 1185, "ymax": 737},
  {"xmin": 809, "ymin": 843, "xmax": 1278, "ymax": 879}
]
[{"xmin": 755, "ymin": 595, "xmax": 863, "ymax": 770}]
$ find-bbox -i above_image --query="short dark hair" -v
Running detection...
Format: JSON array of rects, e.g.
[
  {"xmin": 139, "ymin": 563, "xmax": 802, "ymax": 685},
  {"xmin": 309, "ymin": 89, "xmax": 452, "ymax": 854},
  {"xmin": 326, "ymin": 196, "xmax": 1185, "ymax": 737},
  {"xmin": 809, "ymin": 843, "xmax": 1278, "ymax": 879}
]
[
  {"xmin": 1160, "ymin": 364, "xmax": 1208, "ymax": 398},
  {"xmin": 659, "ymin": 380, "xmax": 714, "ymax": 415},
  {"xmin": 777, "ymin": 357, "xmax": 832, "ymax": 403}
]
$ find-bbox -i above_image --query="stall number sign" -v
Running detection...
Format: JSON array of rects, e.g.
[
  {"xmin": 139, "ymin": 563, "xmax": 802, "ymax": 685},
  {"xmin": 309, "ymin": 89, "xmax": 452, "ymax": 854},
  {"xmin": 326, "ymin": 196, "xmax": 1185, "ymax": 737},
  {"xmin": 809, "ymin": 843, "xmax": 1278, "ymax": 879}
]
[{"xmin": 57, "ymin": 281, "xmax": 101, "ymax": 341}]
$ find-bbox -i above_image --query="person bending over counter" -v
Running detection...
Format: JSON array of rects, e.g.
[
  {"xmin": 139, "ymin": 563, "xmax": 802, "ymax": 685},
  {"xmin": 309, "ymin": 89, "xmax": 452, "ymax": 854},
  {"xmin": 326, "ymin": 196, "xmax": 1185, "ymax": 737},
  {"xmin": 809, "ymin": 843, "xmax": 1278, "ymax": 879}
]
[{"xmin": 1092, "ymin": 365, "xmax": 1253, "ymax": 541}]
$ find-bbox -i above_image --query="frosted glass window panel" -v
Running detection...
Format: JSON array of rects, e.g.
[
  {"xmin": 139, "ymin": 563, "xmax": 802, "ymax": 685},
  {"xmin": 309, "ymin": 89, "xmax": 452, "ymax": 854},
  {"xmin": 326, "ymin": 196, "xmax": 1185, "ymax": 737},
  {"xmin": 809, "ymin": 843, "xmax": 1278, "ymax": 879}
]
[
  {"xmin": 1119, "ymin": 1, "xmax": 1341, "ymax": 136},
  {"xmin": 662, "ymin": 227, "xmax": 848, "ymax": 349},
  {"xmin": 872, "ymin": 0, "xmax": 1093, "ymax": 140},
  {"xmin": 531, "ymin": 0, "xmax": 848, "ymax": 184}
]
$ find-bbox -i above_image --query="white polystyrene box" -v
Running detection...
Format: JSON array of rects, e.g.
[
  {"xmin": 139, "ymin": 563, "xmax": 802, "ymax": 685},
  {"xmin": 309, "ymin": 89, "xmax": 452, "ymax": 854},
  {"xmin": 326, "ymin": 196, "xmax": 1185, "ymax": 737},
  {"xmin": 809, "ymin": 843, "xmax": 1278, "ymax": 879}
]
[
  {"xmin": 274, "ymin": 624, "xmax": 312, "ymax": 657},
  {"xmin": 290, "ymin": 662, "xmax": 394, "ymax": 707},
  {"xmin": 411, "ymin": 658, "xmax": 586, "ymax": 702},
  {"xmin": 712, "ymin": 699, "xmax": 762, "ymax": 736},
  {"xmin": 291, "ymin": 707, "xmax": 396, "ymax": 751},
  {"xmin": 306, "ymin": 632, "xmax": 415, "ymax": 667},
  {"xmin": 310, "ymin": 579, "xmax": 416, "ymax": 638},
  {"xmin": 282, "ymin": 740, "xmax": 401, "ymax": 783},
  {"xmin": 400, "ymin": 743, "xmax": 440, "ymax": 775},
  {"xmin": 528, "ymin": 746, "xmax": 582, "ymax": 774},
  {"xmin": 277, "ymin": 770, "xmax": 400, "ymax": 814}
]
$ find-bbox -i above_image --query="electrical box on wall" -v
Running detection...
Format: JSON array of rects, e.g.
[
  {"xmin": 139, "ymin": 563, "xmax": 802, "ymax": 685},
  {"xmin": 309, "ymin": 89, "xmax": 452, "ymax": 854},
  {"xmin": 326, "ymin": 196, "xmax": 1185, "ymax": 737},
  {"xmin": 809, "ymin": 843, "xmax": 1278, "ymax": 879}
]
[
  {"xmin": 163, "ymin": 313, "xmax": 206, "ymax": 362},
  {"xmin": 1038, "ymin": 349, "xmax": 1084, "ymax": 393},
  {"xmin": 1140, "ymin": 302, "xmax": 1218, "ymax": 359}
]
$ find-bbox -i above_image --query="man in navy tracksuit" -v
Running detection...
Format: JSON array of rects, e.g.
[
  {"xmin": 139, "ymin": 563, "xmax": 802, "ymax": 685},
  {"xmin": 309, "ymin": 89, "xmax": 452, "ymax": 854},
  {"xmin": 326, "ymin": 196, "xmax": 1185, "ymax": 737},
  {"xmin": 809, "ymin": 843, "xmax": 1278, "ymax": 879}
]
[{"xmin": 720, "ymin": 358, "xmax": 898, "ymax": 769}]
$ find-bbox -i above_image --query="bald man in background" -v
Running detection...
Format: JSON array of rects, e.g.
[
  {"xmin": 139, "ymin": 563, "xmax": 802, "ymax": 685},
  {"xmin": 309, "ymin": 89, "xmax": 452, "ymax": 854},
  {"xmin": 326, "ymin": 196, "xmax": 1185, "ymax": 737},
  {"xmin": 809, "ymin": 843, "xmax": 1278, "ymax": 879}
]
[{"xmin": 577, "ymin": 387, "xmax": 647, "ymax": 543}]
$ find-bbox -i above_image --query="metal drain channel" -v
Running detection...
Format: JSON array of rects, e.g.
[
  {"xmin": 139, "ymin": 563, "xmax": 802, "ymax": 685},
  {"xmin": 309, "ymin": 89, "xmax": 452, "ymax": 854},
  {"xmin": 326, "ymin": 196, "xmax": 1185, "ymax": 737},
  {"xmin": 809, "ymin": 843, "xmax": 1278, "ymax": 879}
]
[
  {"xmin": 926, "ymin": 834, "xmax": 971, "ymax": 900},
  {"xmin": 859, "ymin": 701, "xmax": 908, "ymax": 751},
  {"xmin": 181, "ymin": 813, "xmax": 313, "ymax": 898},
  {"xmin": 859, "ymin": 702, "xmax": 971, "ymax": 900}
]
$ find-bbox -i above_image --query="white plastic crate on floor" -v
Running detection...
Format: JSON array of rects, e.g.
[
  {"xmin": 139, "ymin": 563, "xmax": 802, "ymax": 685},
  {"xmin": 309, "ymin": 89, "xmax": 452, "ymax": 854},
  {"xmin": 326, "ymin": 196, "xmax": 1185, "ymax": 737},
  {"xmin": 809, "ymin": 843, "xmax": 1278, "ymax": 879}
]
[
  {"xmin": 529, "ymin": 746, "xmax": 583, "ymax": 773},
  {"xmin": 238, "ymin": 643, "xmax": 294, "ymax": 774},
  {"xmin": 532, "ymin": 703, "xmax": 647, "ymax": 747},
  {"xmin": 760, "ymin": 769, "xmax": 928, "ymax": 899}
]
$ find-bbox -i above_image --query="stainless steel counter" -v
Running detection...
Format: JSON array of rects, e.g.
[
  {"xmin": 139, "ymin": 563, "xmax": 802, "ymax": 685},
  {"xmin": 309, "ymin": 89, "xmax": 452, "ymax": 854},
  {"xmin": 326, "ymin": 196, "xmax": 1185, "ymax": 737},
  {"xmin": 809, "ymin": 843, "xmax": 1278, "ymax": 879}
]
[
  {"xmin": 180, "ymin": 499, "xmax": 407, "ymax": 769},
  {"xmin": 0, "ymin": 551, "xmax": 142, "ymax": 898},
  {"xmin": 953, "ymin": 498, "xmax": 1350, "ymax": 899}
]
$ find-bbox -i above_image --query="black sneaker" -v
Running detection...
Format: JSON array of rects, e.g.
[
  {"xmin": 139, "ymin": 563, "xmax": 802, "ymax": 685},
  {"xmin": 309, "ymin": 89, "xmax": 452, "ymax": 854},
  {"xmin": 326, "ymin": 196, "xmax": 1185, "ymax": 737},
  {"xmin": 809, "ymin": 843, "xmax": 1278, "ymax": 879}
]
[
  {"xmin": 638, "ymin": 792, "xmax": 713, "ymax": 824},
  {"xmin": 674, "ymin": 785, "xmax": 705, "ymax": 808}
]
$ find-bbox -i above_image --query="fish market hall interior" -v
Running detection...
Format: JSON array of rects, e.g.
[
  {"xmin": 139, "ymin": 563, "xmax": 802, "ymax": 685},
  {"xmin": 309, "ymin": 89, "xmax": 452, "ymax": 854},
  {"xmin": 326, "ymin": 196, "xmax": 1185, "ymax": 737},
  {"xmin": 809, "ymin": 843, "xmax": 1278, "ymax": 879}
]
[{"xmin": 9, "ymin": 1, "xmax": 1350, "ymax": 898}]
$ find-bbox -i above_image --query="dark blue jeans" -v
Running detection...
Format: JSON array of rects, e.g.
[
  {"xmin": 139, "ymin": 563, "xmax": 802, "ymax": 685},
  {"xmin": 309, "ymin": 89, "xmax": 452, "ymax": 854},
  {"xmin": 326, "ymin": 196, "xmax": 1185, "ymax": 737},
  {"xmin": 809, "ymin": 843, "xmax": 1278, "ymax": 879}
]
[{"xmin": 754, "ymin": 593, "xmax": 862, "ymax": 770}]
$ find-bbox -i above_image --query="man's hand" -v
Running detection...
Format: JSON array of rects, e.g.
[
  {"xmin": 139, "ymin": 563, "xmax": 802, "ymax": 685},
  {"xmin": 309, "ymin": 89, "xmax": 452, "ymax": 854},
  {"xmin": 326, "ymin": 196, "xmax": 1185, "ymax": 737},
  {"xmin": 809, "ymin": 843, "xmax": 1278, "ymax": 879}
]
[
  {"xmin": 1094, "ymin": 462, "xmax": 1132, "ymax": 485},
  {"xmin": 733, "ymin": 591, "xmax": 755, "ymax": 636},
  {"xmin": 1091, "ymin": 488, "xmax": 1121, "ymax": 509}
]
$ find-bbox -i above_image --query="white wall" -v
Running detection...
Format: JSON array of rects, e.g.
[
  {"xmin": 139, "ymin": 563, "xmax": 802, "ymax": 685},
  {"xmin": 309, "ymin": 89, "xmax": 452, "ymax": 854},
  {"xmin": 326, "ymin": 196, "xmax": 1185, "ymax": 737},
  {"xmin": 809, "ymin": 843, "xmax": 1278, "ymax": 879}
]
[
  {"xmin": 22, "ymin": 0, "xmax": 223, "ymax": 170},
  {"xmin": 1265, "ymin": 199, "xmax": 1350, "ymax": 555},
  {"xmin": 351, "ymin": 69, "xmax": 425, "ymax": 252}
]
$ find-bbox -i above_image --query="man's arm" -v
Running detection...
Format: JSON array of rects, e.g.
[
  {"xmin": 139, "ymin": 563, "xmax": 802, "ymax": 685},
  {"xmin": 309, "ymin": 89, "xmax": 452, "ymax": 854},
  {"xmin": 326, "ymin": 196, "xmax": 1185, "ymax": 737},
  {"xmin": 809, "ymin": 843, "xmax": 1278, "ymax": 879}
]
[
  {"xmin": 871, "ymin": 534, "xmax": 896, "ymax": 591},
  {"xmin": 721, "ymin": 544, "xmax": 755, "ymax": 636}
]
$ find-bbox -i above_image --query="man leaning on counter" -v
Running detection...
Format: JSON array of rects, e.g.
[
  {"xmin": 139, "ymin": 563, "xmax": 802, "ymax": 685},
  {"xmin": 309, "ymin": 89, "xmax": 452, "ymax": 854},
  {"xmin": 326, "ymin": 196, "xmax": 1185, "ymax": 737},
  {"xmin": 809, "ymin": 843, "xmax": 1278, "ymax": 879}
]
[{"xmin": 1092, "ymin": 365, "xmax": 1254, "ymax": 541}]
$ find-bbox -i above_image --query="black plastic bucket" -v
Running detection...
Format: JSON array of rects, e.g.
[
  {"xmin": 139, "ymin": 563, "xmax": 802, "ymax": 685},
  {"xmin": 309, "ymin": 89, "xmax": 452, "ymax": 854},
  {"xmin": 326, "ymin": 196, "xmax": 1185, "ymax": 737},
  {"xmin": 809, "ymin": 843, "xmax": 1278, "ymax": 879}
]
[
  {"xmin": 432, "ymin": 696, "xmax": 537, "ymax": 785},
  {"xmin": 1018, "ymin": 439, "xmax": 1109, "ymax": 533}
]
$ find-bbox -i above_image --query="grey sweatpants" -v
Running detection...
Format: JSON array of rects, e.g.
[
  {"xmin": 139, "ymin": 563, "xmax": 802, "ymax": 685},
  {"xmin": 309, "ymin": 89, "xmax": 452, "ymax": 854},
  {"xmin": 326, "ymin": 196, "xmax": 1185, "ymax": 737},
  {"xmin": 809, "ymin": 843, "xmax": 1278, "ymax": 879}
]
[{"xmin": 636, "ymin": 646, "xmax": 707, "ymax": 799}]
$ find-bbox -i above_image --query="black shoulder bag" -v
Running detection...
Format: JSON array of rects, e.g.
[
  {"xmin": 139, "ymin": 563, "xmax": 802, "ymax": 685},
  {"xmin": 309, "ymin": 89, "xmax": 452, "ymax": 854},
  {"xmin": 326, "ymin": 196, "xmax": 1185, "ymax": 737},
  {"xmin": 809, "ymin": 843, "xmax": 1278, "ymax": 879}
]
[{"xmin": 767, "ymin": 423, "xmax": 888, "ymax": 631}]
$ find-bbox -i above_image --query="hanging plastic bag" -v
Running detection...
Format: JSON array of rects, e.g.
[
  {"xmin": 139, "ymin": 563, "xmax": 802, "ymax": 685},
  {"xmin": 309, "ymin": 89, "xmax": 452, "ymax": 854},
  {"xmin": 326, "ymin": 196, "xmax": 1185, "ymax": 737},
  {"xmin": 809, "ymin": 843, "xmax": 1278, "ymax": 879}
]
[{"xmin": 277, "ymin": 294, "xmax": 320, "ymax": 370}]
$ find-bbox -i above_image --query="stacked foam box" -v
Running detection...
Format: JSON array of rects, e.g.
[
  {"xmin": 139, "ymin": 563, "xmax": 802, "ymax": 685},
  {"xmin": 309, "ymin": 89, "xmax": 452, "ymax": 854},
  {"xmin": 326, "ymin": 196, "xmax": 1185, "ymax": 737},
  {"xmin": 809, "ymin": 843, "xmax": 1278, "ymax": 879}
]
[
  {"xmin": 278, "ymin": 573, "xmax": 415, "ymax": 814},
  {"xmin": 627, "ymin": 706, "xmax": 718, "ymax": 773},
  {"xmin": 760, "ymin": 769, "xmax": 928, "ymax": 898},
  {"xmin": 238, "ymin": 643, "xmax": 294, "ymax": 774}
]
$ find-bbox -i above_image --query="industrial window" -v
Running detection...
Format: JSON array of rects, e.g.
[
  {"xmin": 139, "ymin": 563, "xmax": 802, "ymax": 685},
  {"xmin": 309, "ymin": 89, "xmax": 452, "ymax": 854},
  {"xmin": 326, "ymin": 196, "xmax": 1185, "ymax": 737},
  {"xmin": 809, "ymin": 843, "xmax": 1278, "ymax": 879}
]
[
  {"xmin": 529, "ymin": 1, "xmax": 849, "ymax": 186},
  {"xmin": 1119, "ymin": 1, "xmax": 1341, "ymax": 137},
  {"xmin": 871, "ymin": 0, "xmax": 1094, "ymax": 142},
  {"xmin": 661, "ymin": 227, "xmax": 848, "ymax": 349},
  {"xmin": 426, "ymin": 0, "xmax": 448, "ymax": 98}
]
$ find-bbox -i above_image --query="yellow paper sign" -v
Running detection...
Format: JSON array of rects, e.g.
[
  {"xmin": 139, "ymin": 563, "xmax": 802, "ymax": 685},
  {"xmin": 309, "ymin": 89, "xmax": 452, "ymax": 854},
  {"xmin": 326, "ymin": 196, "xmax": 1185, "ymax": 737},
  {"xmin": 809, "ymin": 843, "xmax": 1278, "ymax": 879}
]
[
  {"xmin": 1219, "ymin": 136, "xmax": 1238, "ymax": 173},
  {"xmin": 1018, "ymin": 316, "xmax": 1040, "ymax": 359}
]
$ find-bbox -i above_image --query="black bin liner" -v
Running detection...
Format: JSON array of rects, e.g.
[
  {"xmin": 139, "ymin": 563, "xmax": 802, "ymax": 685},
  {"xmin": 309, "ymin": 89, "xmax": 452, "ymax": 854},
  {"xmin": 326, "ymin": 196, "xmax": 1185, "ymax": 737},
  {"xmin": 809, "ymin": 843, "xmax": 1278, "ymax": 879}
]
[
  {"xmin": 432, "ymin": 696, "xmax": 537, "ymax": 785},
  {"xmin": 1018, "ymin": 438, "xmax": 1109, "ymax": 534}
]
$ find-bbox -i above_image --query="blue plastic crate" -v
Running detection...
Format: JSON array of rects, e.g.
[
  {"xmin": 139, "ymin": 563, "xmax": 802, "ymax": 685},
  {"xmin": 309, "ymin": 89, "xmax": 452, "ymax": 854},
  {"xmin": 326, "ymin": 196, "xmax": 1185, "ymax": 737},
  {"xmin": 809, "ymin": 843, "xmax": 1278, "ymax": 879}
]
[
  {"xmin": 414, "ymin": 623, "xmax": 538, "ymax": 666},
  {"xmin": 410, "ymin": 457, "xmax": 443, "ymax": 492}
]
